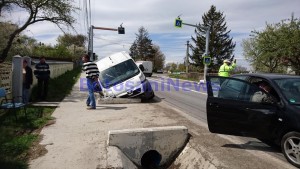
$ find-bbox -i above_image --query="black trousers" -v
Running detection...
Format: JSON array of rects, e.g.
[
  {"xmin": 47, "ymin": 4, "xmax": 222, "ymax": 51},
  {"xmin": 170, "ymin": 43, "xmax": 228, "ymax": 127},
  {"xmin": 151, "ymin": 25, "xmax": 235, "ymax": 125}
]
[{"xmin": 37, "ymin": 78, "xmax": 49, "ymax": 100}]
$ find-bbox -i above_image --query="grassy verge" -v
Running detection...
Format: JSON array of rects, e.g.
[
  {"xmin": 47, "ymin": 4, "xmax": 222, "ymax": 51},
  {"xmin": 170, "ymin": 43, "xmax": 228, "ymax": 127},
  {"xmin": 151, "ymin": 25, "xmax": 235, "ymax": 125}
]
[
  {"xmin": 169, "ymin": 74, "xmax": 199, "ymax": 82},
  {"xmin": 31, "ymin": 67, "xmax": 81, "ymax": 102},
  {"xmin": 0, "ymin": 67, "xmax": 81, "ymax": 169}
]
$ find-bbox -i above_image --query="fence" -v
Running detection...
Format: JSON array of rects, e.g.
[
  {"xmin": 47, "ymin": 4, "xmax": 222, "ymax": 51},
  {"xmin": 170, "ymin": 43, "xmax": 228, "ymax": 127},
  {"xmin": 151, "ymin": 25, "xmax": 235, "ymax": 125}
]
[
  {"xmin": 0, "ymin": 60, "xmax": 74, "ymax": 99},
  {"xmin": 0, "ymin": 63, "xmax": 12, "ymax": 94}
]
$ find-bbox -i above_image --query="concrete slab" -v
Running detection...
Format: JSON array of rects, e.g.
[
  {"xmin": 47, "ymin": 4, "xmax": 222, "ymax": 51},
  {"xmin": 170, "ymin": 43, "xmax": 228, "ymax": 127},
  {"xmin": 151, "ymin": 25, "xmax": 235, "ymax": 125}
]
[
  {"xmin": 103, "ymin": 146, "xmax": 138, "ymax": 169},
  {"xmin": 98, "ymin": 98, "xmax": 141, "ymax": 104},
  {"xmin": 108, "ymin": 126, "xmax": 189, "ymax": 167}
]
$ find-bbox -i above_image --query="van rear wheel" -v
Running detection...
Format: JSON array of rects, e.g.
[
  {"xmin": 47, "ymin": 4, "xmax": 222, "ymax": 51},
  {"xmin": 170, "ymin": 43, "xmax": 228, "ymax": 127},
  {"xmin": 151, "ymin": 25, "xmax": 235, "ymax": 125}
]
[{"xmin": 281, "ymin": 132, "xmax": 300, "ymax": 168}]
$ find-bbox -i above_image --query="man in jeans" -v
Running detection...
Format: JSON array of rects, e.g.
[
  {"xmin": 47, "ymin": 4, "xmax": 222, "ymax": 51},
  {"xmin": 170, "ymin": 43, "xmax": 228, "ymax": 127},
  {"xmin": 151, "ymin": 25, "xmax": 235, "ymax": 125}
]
[{"xmin": 82, "ymin": 54, "xmax": 100, "ymax": 110}]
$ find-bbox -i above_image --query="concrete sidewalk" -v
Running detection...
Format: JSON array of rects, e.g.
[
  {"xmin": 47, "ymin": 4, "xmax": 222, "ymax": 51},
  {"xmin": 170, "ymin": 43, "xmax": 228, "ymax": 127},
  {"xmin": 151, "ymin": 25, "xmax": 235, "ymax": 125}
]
[{"xmin": 29, "ymin": 74, "xmax": 294, "ymax": 169}]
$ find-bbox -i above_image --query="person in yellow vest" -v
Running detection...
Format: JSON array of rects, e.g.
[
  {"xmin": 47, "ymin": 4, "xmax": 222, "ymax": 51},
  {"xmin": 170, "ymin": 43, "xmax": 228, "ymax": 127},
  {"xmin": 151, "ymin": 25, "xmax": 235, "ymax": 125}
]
[{"xmin": 218, "ymin": 59, "xmax": 236, "ymax": 77}]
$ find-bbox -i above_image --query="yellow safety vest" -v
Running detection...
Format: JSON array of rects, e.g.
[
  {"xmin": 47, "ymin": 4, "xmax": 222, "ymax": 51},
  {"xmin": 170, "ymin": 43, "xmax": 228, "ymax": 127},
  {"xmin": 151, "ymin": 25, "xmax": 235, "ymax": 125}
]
[{"xmin": 218, "ymin": 63, "xmax": 236, "ymax": 77}]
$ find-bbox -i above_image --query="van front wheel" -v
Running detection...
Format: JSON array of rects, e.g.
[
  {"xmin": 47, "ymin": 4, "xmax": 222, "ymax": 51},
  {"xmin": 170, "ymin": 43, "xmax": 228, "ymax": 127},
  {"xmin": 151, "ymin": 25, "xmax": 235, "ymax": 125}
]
[{"xmin": 281, "ymin": 132, "xmax": 300, "ymax": 168}]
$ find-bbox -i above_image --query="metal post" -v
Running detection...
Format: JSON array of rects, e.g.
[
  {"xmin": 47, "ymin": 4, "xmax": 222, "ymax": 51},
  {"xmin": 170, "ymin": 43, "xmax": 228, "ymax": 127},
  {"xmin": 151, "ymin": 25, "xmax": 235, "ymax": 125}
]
[
  {"xmin": 204, "ymin": 27, "xmax": 210, "ymax": 82},
  {"xmin": 12, "ymin": 55, "xmax": 23, "ymax": 102},
  {"xmin": 186, "ymin": 41, "xmax": 189, "ymax": 73},
  {"xmin": 88, "ymin": 26, "xmax": 94, "ymax": 61}
]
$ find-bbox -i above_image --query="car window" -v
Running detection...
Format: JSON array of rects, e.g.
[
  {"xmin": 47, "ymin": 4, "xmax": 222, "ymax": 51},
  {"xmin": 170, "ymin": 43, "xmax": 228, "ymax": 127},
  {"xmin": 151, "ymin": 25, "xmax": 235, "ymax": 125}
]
[
  {"xmin": 249, "ymin": 77, "xmax": 280, "ymax": 102},
  {"xmin": 209, "ymin": 77, "xmax": 255, "ymax": 101},
  {"xmin": 274, "ymin": 78, "xmax": 300, "ymax": 105}
]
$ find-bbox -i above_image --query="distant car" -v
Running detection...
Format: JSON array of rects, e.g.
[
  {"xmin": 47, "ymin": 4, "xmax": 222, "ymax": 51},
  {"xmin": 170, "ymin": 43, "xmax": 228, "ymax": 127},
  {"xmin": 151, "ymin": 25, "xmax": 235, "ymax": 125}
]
[
  {"xmin": 206, "ymin": 73, "xmax": 300, "ymax": 168},
  {"xmin": 156, "ymin": 69, "xmax": 163, "ymax": 74}
]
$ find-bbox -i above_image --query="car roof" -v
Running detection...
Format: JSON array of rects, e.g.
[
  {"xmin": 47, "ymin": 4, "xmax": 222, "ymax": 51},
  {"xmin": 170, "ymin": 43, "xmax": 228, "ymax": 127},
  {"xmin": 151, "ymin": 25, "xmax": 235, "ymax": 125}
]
[{"xmin": 232, "ymin": 73, "xmax": 300, "ymax": 80}]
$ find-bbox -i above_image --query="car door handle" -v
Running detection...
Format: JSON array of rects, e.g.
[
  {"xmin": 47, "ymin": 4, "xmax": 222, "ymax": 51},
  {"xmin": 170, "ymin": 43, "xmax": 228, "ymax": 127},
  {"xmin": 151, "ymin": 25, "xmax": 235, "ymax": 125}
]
[{"xmin": 245, "ymin": 108, "xmax": 275, "ymax": 115}]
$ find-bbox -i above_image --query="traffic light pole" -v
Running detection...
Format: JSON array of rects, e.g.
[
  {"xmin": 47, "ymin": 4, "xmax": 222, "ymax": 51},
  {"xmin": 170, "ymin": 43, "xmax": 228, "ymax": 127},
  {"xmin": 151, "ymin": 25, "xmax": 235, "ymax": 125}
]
[{"xmin": 88, "ymin": 25, "xmax": 125, "ymax": 61}]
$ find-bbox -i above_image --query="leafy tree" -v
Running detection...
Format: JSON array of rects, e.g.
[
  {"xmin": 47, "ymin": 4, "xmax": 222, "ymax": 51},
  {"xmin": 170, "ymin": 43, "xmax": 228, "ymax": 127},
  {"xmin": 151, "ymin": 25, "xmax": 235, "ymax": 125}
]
[
  {"xmin": 129, "ymin": 27, "xmax": 155, "ymax": 61},
  {"xmin": 190, "ymin": 5, "xmax": 236, "ymax": 71},
  {"xmin": 0, "ymin": 0, "xmax": 13, "ymax": 15},
  {"xmin": 152, "ymin": 45, "xmax": 165, "ymax": 71},
  {"xmin": 0, "ymin": 0, "xmax": 78, "ymax": 63},
  {"xmin": 32, "ymin": 44, "xmax": 72, "ymax": 60},
  {"xmin": 243, "ymin": 15, "xmax": 300, "ymax": 74},
  {"xmin": 276, "ymin": 16, "xmax": 300, "ymax": 75},
  {"xmin": 57, "ymin": 33, "xmax": 87, "ymax": 47},
  {"xmin": 231, "ymin": 65, "xmax": 249, "ymax": 74},
  {"xmin": 178, "ymin": 63, "xmax": 186, "ymax": 72}
]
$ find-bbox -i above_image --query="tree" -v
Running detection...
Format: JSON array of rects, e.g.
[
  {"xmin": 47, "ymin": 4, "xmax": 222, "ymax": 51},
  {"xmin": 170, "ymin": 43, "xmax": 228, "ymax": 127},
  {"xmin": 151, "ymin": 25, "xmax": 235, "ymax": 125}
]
[
  {"xmin": 57, "ymin": 33, "xmax": 87, "ymax": 47},
  {"xmin": 243, "ymin": 15, "xmax": 300, "ymax": 74},
  {"xmin": 0, "ymin": 0, "xmax": 14, "ymax": 15},
  {"xmin": 0, "ymin": 0, "xmax": 78, "ymax": 63},
  {"xmin": 129, "ymin": 27, "xmax": 155, "ymax": 61},
  {"xmin": 190, "ymin": 5, "xmax": 236, "ymax": 71},
  {"xmin": 232, "ymin": 65, "xmax": 249, "ymax": 74},
  {"xmin": 178, "ymin": 63, "xmax": 186, "ymax": 72},
  {"xmin": 152, "ymin": 45, "xmax": 165, "ymax": 71}
]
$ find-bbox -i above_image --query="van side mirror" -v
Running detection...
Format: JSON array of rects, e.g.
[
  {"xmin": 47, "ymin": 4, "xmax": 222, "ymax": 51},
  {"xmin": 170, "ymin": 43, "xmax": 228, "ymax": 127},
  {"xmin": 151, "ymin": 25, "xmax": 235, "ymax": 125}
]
[{"xmin": 139, "ymin": 65, "xmax": 145, "ymax": 72}]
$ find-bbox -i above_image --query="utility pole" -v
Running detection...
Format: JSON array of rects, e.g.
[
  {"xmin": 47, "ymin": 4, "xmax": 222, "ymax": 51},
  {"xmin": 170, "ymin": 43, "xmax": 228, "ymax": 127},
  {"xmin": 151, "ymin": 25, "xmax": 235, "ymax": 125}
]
[
  {"xmin": 185, "ymin": 41, "xmax": 190, "ymax": 73},
  {"xmin": 203, "ymin": 26, "xmax": 210, "ymax": 82}
]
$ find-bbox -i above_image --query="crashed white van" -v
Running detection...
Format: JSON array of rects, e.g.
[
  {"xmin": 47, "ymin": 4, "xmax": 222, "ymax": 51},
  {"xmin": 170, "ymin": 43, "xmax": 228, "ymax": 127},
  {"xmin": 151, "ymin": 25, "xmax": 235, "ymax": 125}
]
[{"xmin": 96, "ymin": 51, "xmax": 154, "ymax": 100}]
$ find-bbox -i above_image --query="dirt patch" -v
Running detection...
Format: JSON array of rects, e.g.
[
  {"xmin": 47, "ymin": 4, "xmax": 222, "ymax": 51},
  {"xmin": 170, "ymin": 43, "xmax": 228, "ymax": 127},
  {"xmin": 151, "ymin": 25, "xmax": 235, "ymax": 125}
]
[
  {"xmin": 28, "ymin": 119, "xmax": 56, "ymax": 160},
  {"xmin": 28, "ymin": 135, "xmax": 48, "ymax": 160}
]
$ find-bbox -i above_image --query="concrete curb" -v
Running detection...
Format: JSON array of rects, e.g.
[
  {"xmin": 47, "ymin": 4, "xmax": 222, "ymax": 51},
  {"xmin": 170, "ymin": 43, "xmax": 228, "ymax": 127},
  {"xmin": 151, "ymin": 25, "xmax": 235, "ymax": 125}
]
[{"xmin": 98, "ymin": 98, "xmax": 141, "ymax": 104}]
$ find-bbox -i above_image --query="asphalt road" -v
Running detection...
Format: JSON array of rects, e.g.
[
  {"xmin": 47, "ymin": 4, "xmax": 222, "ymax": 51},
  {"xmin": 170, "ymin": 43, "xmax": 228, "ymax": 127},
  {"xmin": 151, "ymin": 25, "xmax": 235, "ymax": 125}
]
[
  {"xmin": 148, "ymin": 73, "xmax": 295, "ymax": 168},
  {"xmin": 148, "ymin": 75, "xmax": 208, "ymax": 122}
]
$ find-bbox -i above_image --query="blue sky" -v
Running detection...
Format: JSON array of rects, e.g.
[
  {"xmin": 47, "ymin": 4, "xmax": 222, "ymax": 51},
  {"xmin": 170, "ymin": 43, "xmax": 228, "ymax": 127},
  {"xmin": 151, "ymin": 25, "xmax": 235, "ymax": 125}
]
[{"xmin": 3, "ymin": 0, "xmax": 300, "ymax": 70}]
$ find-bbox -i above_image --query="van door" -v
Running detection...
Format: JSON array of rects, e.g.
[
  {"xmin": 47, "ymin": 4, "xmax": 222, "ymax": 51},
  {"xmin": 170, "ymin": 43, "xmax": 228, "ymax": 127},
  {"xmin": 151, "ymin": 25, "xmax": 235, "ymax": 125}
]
[{"xmin": 206, "ymin": 76, "xmax": 278, "ymax": 138}]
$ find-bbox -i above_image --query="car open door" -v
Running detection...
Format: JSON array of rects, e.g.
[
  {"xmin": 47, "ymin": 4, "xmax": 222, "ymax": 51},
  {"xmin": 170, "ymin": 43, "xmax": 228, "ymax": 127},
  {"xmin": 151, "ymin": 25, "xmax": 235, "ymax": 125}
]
[{"xmin": 206, "ymin": 76, "xmax": 278, "ymax": 138}]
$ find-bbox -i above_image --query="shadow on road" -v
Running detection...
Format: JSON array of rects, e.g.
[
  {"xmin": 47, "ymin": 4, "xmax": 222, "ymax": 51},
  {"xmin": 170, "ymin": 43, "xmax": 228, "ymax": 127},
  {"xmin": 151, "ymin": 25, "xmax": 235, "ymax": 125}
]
[
  {"xmin": 222, "ymin": 141, "xmax": 281, "ymax": 153},
  {"xmin": 141, "ymin": 96, "xmax": 163, "ymax": 104}
]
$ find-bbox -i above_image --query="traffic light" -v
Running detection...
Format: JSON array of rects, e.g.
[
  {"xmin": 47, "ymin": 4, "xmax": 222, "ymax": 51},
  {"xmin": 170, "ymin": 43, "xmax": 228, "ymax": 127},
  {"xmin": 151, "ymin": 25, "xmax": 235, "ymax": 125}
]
[{"xmin": 118, "ymin": 27, "xmax": 125, "ymax": 34}]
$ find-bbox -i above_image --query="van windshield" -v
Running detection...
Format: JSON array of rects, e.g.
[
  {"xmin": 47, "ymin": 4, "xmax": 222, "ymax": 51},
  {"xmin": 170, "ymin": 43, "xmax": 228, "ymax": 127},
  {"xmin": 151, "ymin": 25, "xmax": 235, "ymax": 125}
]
[{"xmin": 99, "ymin": 59, "xmax": 140, "ymax": 88}]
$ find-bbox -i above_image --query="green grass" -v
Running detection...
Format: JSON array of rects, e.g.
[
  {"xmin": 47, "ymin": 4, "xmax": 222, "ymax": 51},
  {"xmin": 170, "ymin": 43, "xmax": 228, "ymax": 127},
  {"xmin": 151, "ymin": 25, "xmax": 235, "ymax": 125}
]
[
  {"xmin": 0, "ymin": 108, "xmax": 54, "ymax": 169},
  {"xmin": 169, "ymin": 74, "xmax": 199, "ymax": 82},
  {"xmin": 31, "ymin": 67, "xmax": 81, "ymax": 102},
  {"xmin": 0, "ymin": 67, "xmax": 81, "ymax": 169}
]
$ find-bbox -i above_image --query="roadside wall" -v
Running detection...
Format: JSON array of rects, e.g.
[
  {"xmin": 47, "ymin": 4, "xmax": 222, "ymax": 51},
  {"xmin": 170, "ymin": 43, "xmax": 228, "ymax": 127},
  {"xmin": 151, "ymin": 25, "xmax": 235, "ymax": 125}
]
[
  {"xmin": 0, "ymin": 61, "xmax": 73, "ymax": 99},
  {"xmin": 31, "ymin": 62, "xmax": 74, "ymax": 86}
]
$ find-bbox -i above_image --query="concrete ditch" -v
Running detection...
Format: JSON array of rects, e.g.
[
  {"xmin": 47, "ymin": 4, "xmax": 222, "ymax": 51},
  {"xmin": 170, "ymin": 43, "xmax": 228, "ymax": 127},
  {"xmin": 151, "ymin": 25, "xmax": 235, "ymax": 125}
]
[
  {"xmin": 107, "ymin": 126, "xmax": 189, "ymax": 168},
  {"xmin": 105, "ymin": 126, "xmax": 219, "ymax": 169}
]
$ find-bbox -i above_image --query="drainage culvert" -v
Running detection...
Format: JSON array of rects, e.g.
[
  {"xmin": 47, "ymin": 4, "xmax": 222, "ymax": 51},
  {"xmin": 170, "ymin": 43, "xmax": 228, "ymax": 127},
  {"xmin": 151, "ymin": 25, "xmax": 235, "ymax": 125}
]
[{"xmin": 107, "ymin": 126, "xmax": 189, "ymax": 168}]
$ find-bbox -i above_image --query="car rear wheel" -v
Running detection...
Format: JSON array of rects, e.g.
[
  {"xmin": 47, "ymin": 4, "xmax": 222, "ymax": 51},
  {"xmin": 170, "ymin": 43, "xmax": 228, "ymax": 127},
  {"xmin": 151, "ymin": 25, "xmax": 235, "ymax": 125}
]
[{"xmin": 281, "ymin": 132, "xmax": 300, "ymax": 168}]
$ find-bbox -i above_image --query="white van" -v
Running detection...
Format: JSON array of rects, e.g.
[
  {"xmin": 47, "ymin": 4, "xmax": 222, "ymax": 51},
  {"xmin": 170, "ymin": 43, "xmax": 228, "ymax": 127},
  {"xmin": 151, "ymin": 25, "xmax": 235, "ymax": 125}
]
[
  {"xmin": 135, "ymin": 61, "xmax": 153, "ymax": 77},
  {"xmin": 96, "ymin": 51, "xmax": 154, "ymax": 100}
]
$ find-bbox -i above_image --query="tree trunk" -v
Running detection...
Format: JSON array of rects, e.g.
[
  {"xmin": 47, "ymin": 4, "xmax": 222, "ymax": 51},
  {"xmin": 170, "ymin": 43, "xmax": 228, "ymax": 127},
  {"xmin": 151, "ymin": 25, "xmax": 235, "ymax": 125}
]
[{"xmin": 0, "ymin": 30, "xmax": 21, "ymax": 63}]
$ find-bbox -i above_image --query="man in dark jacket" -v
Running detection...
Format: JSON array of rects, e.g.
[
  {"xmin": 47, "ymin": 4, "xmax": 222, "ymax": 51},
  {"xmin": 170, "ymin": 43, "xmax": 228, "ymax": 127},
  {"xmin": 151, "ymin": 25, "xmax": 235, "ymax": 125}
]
[
  {"xmin": 23, "ymin": 60, "xmax": 33, "ymax": 104},
  {"xmin": 34, "ymin": 56, "xmax": 50, "ymax": 100}
]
